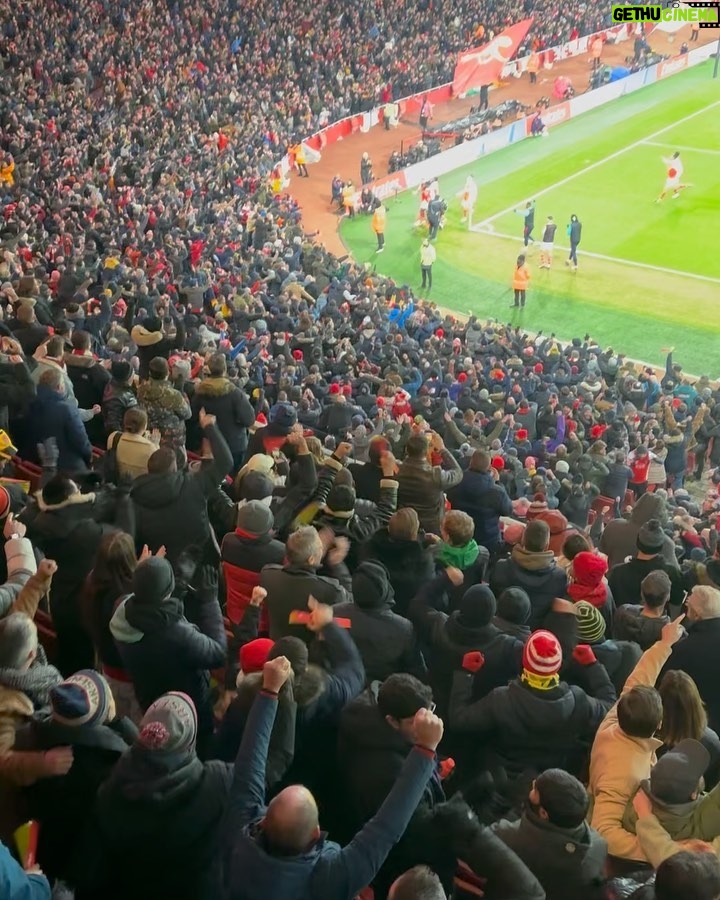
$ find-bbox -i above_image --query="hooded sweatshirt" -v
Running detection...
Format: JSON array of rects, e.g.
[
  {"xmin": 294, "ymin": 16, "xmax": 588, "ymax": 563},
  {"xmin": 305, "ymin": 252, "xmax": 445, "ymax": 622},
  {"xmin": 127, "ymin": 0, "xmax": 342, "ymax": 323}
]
[
  {"xmin": 612, "ymin": 605, "xmax": 670, "ymax": 650},
  {"xmin": 600, "ymin": 493, "xmax": 678, "ymax": 571},
  {"xmin": 491, "ymin": 546, "xmax": 568, "ymax": 629}
]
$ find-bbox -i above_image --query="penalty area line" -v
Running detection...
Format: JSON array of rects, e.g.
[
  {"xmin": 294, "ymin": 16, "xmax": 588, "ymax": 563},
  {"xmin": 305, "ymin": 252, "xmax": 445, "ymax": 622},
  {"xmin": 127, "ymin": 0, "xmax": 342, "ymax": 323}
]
[{"xmin": 470, "ymin": 227, "xmax": 720, "ymax": 286}]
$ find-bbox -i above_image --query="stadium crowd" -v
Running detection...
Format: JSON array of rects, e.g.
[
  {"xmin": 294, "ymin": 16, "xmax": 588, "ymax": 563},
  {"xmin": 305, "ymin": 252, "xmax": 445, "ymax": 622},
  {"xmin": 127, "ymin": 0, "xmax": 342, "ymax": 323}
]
[{"xmin": 1, "ymin": 1, "xmax": 720, "ymax": 899}]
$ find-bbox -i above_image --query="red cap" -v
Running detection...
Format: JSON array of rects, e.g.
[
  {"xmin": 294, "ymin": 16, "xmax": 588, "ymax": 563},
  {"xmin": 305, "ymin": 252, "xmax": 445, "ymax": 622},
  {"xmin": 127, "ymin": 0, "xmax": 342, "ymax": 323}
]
[
  {"xmin": 329, "ymin": 383, "xmax": 341, "ymax": 395},
  {"xmin": 491, "ymin": 455, "xmax": 505, "ymax": 471},
  {"xmin": 457, "ymin": 372, "xmax": 467, "ymax": 383},
  {"xmin": 534, "ymin": 363, "xmax": 544, "ymax": 374},
  {"xmin": 516, "ymin": 428, "xmax": 528, "ymax": 441},
  {"xmin": 572, "ymin": 551, "xmax": 608, "ymax": 587},
  {"xmin": 376, "ymin": 396, "xmax": 386, "ymax": 407},
  {"xmin": 239, "ymin": 638, "xmax": 274, "ymax": 675},
  {"xmin": 590, "ymin": 424, "xmax": 607, "ymax": 440},
  {"xmin": 342, "ymin": 384, "xmax": 352, "ymax": 397},
  {"xmin": 435, "ymin": 328, "xmax": 444, "ymax": 338},
  {"xmin": 256, "ymin": 413, "xmax": 268, "ymax": 425},
  {"xmin": 292, "ymin": 349, "xmax": 303, "ymax": 361}
]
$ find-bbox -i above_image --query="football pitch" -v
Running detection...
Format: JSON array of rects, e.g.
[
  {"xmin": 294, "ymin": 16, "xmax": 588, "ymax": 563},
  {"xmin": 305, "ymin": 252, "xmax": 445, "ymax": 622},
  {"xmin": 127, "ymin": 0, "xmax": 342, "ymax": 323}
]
[{"xmin": 340, "ymin": 63, "xmax": 720, "ymax": 373}]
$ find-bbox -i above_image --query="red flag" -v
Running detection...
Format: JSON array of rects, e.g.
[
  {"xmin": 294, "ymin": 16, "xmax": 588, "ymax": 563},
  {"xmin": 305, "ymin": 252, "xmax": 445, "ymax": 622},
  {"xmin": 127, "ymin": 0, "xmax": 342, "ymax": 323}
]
[{"xmin": 453, "ymin": 18, "xmax": 534, "ymax": 97}]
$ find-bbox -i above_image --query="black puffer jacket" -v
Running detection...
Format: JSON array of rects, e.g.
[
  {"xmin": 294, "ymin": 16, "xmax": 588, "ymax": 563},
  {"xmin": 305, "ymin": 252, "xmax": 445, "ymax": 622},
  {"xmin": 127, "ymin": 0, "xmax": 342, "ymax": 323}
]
[
  {"xmin": 191, "ymin": 376, "xmax": 254, "ymax": 457},
  {"xmin": 334, "ymin": 562, "xmax": 427, "ymax": 683},
  {"xmin": 359, "ymin": 529, "xmax": 435, "ymax": 617}
]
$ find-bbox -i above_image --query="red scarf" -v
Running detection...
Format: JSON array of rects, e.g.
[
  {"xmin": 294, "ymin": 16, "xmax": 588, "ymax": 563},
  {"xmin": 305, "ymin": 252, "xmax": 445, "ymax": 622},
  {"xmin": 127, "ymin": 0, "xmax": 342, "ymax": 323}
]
[{"xmin": 567, "ymin": 580, "xmax": 608, "ymax": 607}]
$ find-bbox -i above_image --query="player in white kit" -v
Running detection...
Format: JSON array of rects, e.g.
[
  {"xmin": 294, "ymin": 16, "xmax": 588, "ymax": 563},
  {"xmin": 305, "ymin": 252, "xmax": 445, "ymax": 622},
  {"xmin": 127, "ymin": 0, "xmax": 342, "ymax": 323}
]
[{"xmin": 656, "ymin": 151, "xmax": 688, "ymax": 202}]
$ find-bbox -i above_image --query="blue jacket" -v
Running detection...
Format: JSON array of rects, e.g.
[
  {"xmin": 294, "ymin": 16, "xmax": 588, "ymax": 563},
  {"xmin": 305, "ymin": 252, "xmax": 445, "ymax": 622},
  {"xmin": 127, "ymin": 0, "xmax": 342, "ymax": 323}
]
[
  {"xmin": 447, "ymin": 469, "xmax": 513, "ymax": 549},
  {"xmin": 217, "ymin": 692, "xmax": 435, "ymax": 900},
  {"xmin": 25, "ymin": 385, "xmax": 92, "ymax": 472},
  {"xmin": 0, "ymin": 841, "xmax": 50, "ymax": 900}
]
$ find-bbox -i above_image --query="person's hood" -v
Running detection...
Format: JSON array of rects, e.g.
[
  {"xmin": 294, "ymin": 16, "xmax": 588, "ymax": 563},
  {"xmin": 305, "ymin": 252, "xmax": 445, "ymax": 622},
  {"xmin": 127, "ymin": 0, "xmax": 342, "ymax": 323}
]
[
  {"xmin": 614, "ymin": 605, "xmax": 668, "ymax": 642},
  {"xmin": 519, "ymin": 808, "xmax": 604, "ymax": 860},
  {"xmin": 131, "ymin": 324, "xmax": 163, "ymax": 347},
  {"xmin": 492, "ymin": 616, "xmax": 532, "ymax": 640},
  {"xmin": 444, "ymin": 613, "xmax": 501, "ymax": 648},
  {"xmin": 195, "ymin": 376, "xmax": 235, "ymax": 397},
  {"xmin": 110, "ymin": 597, "xmax": 143, "ymax": 644},
  {"xmin": 30, "ymin": 492, "xmax": 97, "ymax": 540},
  {"xmin": 630, "ymin": 492, "xmax": 668, "ymax": 526},
  {"xmin": 131, "ymin": 471, "xmax": 186, "ymax": 508},
  {"xmin": 511, "ymin": 545, "xmax": 557, "ymax": 572},
  {"xmin": 640, "ymin": 777, "xmax": 699, "ymax": 817},
  {"xmin": 20, "ymin": 715, "xmax": 131, "ymax": 755},
  {"xmin": 339, "ymin": 684, "xmax": 412, "ymax": 755},
  {"xmin": 368, "ymin": 531, "xmax": 431, "ymax": 568},
  {"xmin": 64, "ymin": 353, "xmax": 98, "ymax": 370}
]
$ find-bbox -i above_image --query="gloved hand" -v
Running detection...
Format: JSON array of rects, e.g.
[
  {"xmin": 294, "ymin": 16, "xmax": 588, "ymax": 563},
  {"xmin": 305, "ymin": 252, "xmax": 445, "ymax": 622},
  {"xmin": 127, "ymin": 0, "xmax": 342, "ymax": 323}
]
[
  {"xmin": 462, "ymin": 650, "xmax": 485, "ymax": 673},
  {"xmin": 573, "ymin": 644, "xmax": 597, "ymax": 666}
]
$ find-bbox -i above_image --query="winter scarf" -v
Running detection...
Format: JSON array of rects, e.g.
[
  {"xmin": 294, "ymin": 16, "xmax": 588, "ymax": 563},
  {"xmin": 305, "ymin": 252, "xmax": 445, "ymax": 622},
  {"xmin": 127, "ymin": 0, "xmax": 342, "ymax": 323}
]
[
  {"xmin": 436, "ymin": 540, "xmax": 480, "ymax": 570},
  {"xmin": 520, "ymin": 670, "xmax": 560, "ymax": 691},
  {"xmin": 124, "ymin": 596, "xmax": 184, "ymax": 634},
  {"xmin": 0, "ymin": 645, "xmax": 62, "ymax": 710}
]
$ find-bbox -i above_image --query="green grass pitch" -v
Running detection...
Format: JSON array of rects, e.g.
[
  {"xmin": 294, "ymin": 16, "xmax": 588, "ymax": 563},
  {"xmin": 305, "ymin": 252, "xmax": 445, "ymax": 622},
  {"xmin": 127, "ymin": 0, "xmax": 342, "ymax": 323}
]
[{"xmin": 340, "ymin": 63, "xmax": 720, "ymax": 373}]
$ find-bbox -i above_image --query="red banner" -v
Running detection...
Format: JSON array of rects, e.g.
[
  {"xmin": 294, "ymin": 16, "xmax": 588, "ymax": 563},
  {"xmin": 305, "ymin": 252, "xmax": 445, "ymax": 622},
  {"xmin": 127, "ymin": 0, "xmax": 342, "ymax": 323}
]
[{"xmin": 453, "ymin": 19, "xmax": 534, "ymax": 96}]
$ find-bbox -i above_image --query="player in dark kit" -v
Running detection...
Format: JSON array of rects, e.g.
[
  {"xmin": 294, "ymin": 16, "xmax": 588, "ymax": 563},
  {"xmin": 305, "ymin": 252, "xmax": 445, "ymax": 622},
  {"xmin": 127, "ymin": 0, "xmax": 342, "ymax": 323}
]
[
  {"xmin": 566, "ymin": 214, "xmax": 582, "ymax": 270},
  {"xmin": 514, "ymin": 200, "xmax": 536, "ymax": 247}
]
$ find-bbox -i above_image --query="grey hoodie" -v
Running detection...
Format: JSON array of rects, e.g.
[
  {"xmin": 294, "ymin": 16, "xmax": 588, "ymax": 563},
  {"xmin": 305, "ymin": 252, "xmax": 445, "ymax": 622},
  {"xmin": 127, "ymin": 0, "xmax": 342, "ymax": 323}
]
[{"xmin": 612, "ymin": 605, "xmax": 669, "ymax": 650}]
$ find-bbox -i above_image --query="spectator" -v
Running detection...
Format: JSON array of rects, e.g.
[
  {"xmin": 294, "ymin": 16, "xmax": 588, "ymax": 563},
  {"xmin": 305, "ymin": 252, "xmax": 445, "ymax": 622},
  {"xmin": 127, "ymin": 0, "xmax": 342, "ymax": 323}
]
[
  {"xmin": 573, "ymin": 600, "xmax": 641, "ymax": 694},
  {"xmin": 261, "ymin": 527, "xmax": 351, "ymax": 643},
  {"xmin": 491, "ymin": 520, "xmax": 568, "ymax": 629},
  {"xmin": 613, "ymin": 570, "xmax": 672, "ymax": 649},
  {"xmin": 450, "ymin": 625, "xmax": 615, "ymax": 778},
  {"xmin": 0, "ymin": 839, "xmax": 50, "ymax": 900},
  {"xmin": 219, "ymin": 653, "xmax": 444, "ymax": 900},
  {"xmin": 588, "ymin": 617, "xmax": 684, "ymax": 861},
  {"xmin": 191, "ymin": 353, "xmax": 255, "ymax": 471},
  {"xmin": 77, "ymin": 692, "xmax": 230, "ymax": 900},
  {"xmin": 349, "ymin": 436, "xmax": 392, "ymax": 504},
  {"xmin": 608, "ymin": 519, "xmax": 685, "ymax": 609},
  {"xmin": 64, "ymin": 330, "xmax": 110, "ymax": 444},
  {"xmin": 397, "ymin": 432, "xmax": 462, "ymax": 534},
  {"xmin": 566, "ymin": 550, "xmax": 615, "ymax": 628},
  {"xmin": 221, "ymin": 501, "xmax": 286, "ymax": 627},
  {"xmin": 659, "ymin": 585, "xmax": 720, "ymax": 733},
  {"xmin": 360, "ymin": 508, "xmax": 436, "ymax": 617},
  {"xmin": 447, "ymin": 449, "xmax": 513, "ymax": 552},
  {"xmin": 492, "ymin": 768, "xmax": 607, "ymax": 900},
  {"xmin": 137, "ymin": 356, "xmax": 191, "ymax": 450},
  {"xmin": 334, "ymin": 561, "xmax": 427, "ymax": 683},
  {"xmin": 107, "ymin": 408, "xmax": 158, "ymax": 481},
  {"xmin": 601, "ymin": 492, "xmax": 679, "ymax": 571},
  {"xmin": 24, "ymin": 368, "xmax": 93, "ymax": 474},
  {"xmin": 131, "ymin": 307, "xmax": 186, "ymax": 381},
  {"xmin": 101, "ymin": 360, "xmax": 138, "ymax": 438},
  {"xmin": 110, "ymin": 557, "xmax": 227, "ymax": 755},
  {"xmin": 14, "ymin": 670, "xmax": 136, "ymax": 886},
  {"xmin": 21, "ymin": 476, "xmax": 133, "ymax": 676},
  {"xmin": 493, "ymin": 587, "xmax": 532, "ymax": 640},
  {"xmin": 131, "ymin": 408, "xmax": 233, "ymax": 566}
]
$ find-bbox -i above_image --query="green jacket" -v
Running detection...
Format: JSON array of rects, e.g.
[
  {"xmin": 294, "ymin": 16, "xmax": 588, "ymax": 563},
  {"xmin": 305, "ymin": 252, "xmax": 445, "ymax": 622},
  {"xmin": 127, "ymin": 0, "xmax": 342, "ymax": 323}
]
[{"xmin": 622, "ymin": 779, "xmax": 720, "ymax": 841}]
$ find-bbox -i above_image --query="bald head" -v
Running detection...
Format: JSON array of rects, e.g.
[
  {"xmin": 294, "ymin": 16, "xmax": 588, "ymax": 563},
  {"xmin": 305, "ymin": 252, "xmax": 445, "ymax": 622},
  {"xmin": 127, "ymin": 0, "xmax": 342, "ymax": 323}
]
[{"xmin": 263, "ymin": 785, "xmax": 320, "ymax": 855}]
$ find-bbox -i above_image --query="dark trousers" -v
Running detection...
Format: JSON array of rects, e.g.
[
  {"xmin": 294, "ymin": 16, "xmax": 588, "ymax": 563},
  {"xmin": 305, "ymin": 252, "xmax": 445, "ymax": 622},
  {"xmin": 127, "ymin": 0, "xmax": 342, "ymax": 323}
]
[
  {"xmin": 523, "ymin": 226, "xmax": 533, "ymax": 246},
  {"xmin": 421, "ymin": 265, "xmax": 432, "ymax": 289},
  {"xmin": 428, "ymin": 219, "xmax": 439, "ymax": 239},
  {"xmin": 529, "ymin": 71, "xmax": 537, "ymax": 84},
  {"xmin": 376, "ymin": 232, "xmax": 385, "ymax": 250},
  {"xmin": 297, "ymin": 163, "xmax": 308, "ymax": 177},
  {"xmin": 513, "ymin": 289, "xmax": 526, "ymax": 307},
  {"xmin": 569, "ymin": 241, "xmax": 579, "ymax": 265}
]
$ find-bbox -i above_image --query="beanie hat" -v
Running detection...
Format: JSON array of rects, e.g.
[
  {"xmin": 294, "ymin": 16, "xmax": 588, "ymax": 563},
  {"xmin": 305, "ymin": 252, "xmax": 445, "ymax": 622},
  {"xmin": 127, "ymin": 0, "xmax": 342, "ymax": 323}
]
[
  {"xmin": 523, "ymin": 630, "xmax": 562, "ymax": 677},
  {"xmin": 637, "ymin": 518, "xmax": 665, "ymax": 554},
  {"xmin": 255, "ymin": 412, "xmax": 268, "ymax": 426},
  {"xmin": 138, "ymin": 692, "xmax": 197, "ymax": 753},
  {"xmin": 239, "ymin": 470, "xmax": 274, "ymax": 502},
  {"xmin": 534, "ymin": 363, "xmax": 543, "ymax": 374},
  {"xmin": 292, "ymin": 349, "xmax": 303, "ymax": 361},
  {"xmin": 458, "ymin": 584, "xmax": 497, "ymax": 628},
  {"xmin": 325, "ymin": 483, "xmax": 356, "ymax": 518},
  {"xmin": 590, "ymin": 424, "xmax": 607, "ymax": 440},
  {"xmin": 572, "ymin": 551, "xmax": 608, "ymax": 587},
  {"xmin": 516, "ymin": 428, "xmax": 528, "ymax": 442},
  {"xmin": 239, "ymin": 638, "xmax": 274, "ymax": 676},
  {"xmin": 50, "ymin": 670, "xmax": 111, "ymax": 728},
  {"xmin": 269, "ymin": 401, "xmax": 298, "ymax": 432},
  {"xmin": 132, "ymin": 557, "xmax": 175, "ymax": 605},
  {"xmin": 457, "ymin": 372, "xmax": 467, "ymax": 383},
  {"xmin": 329, "ymin": 382, "xmax": 341, "ymax": 395},
  {"xmin": 527, "ymin": 493, "xmax": 549, "ymax": 517},
  {"xmin": 491, "ymin": 456, "xmax": 505, "ymax": 471},
  {"xmin": 352, "ymin": 561, "xmax": 394, "ymax": 610},
  {"xmin": 236, "ymin": 500, "xmax": 274, "ymax": 535},
  {"xmin": 574, "ymin": 600, "xmax": 607, "ymax": 643},
  {"xmin": 0, "ymin": 486, "xmax": 10, "ymax": 520},
  {"xmin": 269, "ymin": 636, "xmax": 308, "ymax": 678},
  {"xmin": 111, "ymin": 359, "xmax": 133, "ymax": 382},
  {"xmin": 497, "ymin": 587, "xmax": 531, "ymax": 625},
  {"xmin": 555, "ymin": 460, "xmax": 570, "ymax": 475},
  {"xmin": 149, "ymin": 356, "xmax": 169, "ymax": 380}
]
